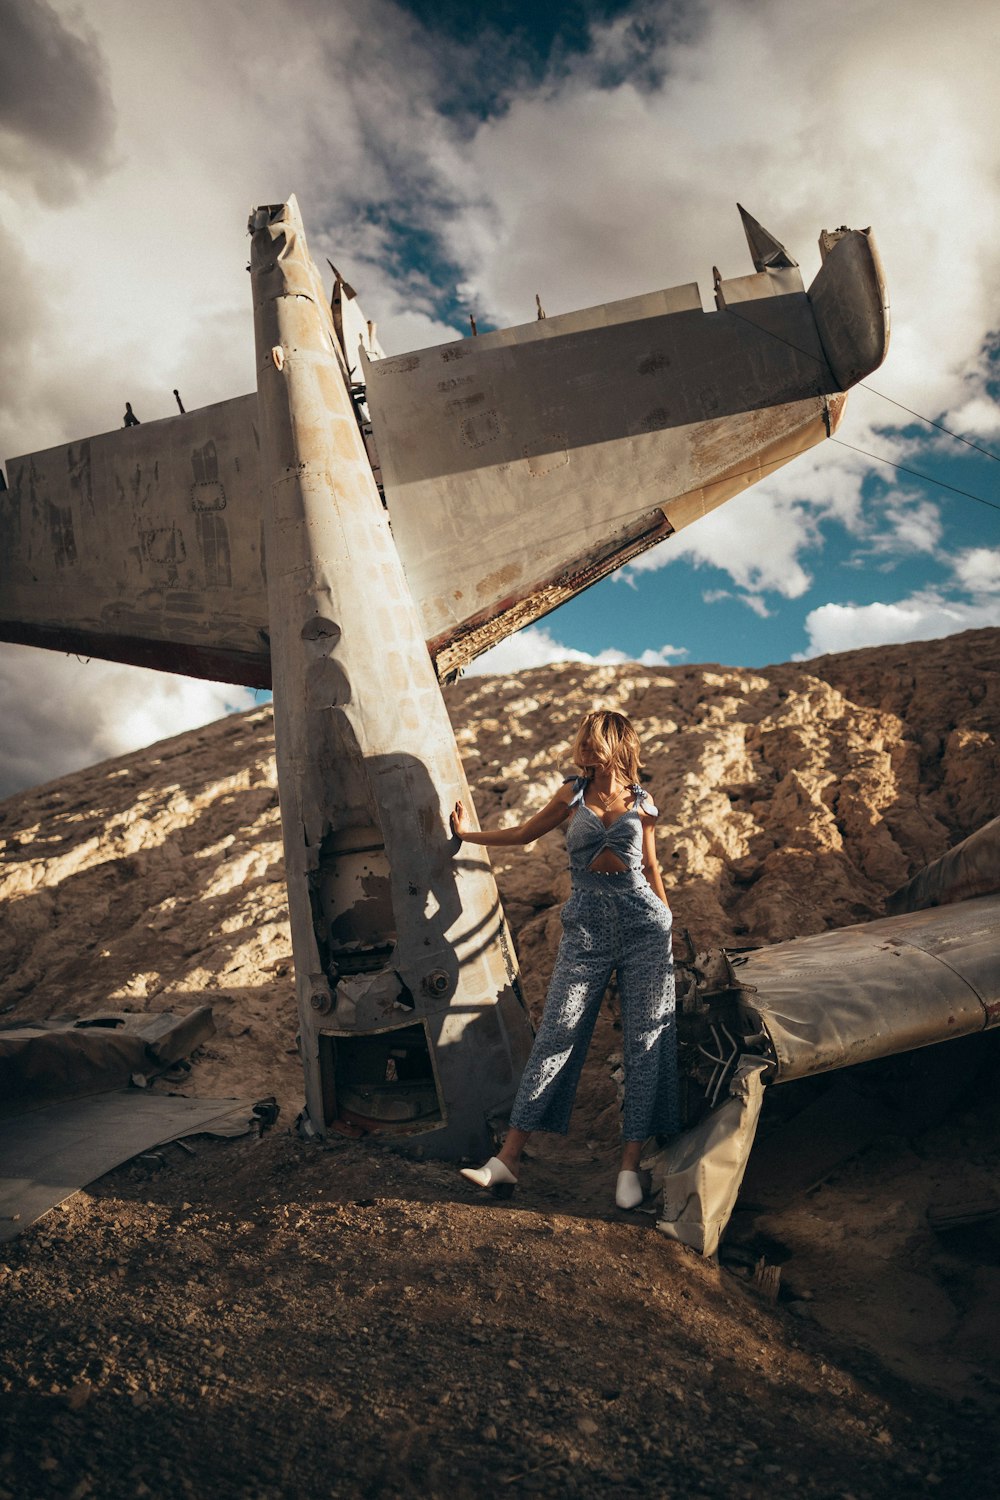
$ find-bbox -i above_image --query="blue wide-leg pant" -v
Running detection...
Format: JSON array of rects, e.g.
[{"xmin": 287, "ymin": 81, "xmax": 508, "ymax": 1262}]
[{"xmin": 508, "ymin": 870, "xmax": 679, "ymax": 1140}]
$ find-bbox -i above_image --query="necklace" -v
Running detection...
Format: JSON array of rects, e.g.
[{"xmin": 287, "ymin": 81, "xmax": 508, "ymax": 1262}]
[{"xmin": 590, "ymin": 780, "xmax": 623, "ymax": 809}]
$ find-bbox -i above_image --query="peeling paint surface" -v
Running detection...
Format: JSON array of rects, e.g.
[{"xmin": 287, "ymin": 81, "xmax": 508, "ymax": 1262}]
[
  {"xmin": 735, "ymin": 894, "xmax": 1000, "ymax": 1078},
  {"xmin": 366, "ymin": 224, "xmax": 888, "ymax": 664}
]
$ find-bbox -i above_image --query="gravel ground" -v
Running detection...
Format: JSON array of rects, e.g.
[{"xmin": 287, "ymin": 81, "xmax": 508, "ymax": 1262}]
[{"xmin": 0, "ymin": 1128, "xmax": 994, "ymax": 1500}]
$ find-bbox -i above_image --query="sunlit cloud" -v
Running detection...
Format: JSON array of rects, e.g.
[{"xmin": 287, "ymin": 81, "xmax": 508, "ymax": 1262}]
[
  {"xmin": 467, "ymin": 624, "xmax": 687, "ymax": 676},
  {"xmin": 799, "ymin": 591, "xmax": 1000, "ymax": 658},
  {"xmin": 952, "ymin": 546, "xmax": 1000, "ymax": 594}
]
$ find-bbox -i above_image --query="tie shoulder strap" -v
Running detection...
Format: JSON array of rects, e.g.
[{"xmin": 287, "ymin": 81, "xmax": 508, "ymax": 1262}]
[
  {"xmin": 563, "ymin": 774, "xmax": 589, "ymax": 808},
  {"xmin": 632, "ymin": 784, "xmax": 659, "ymax": 817}
]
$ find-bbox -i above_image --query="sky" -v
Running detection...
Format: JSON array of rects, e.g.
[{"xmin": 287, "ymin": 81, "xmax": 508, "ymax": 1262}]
[{"xmin": 1, "ymin": 0, "xmax": 998, "ymax": 795}]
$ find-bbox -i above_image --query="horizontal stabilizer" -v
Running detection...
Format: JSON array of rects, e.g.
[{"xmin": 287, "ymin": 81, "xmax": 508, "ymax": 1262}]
[{"xmin": 0, "ymin": 394, "xmax": 272, "ymax": 686}]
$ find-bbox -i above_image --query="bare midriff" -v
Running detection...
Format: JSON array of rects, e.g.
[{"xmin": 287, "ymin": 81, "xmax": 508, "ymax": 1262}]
[{"xmin": 587, "ymin": 849, "xmax": 631, "ymax": 874}]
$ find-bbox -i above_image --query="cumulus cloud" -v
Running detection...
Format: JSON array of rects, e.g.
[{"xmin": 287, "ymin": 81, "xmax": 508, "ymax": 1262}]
[
  {"xmin": 952, "ymin": 546, "xmax": 1000, "ymax": 594},
  {"xmin": 0, "ymin": 646, "xmax": 258, "ymax": 800},
  {"xmin": 799, "ymin": 544, "xmax": 1000, "ymax": 657},
  {"xmin": 799, "ymin": 592, "xmax": 1000, "ymax": 659},
  {"xmin": 702, "ymin": 588, "xmax": 771, "ymax": 617},
  {"xmin": 467, "ymin": 624, "xmax": 687, "ymax": 676},
  {"xmin": 0, "ymin": 0, "xmax": 116, "ymax": 202},
  {"xmin": 846, "ymin": 495, "xmax": 944, "ymax": 569},
  {"xmin": 630, "ymin": 482, "xmax": 825, "ymax": 599},
  {"xmin": 443, "ymin": 0, "xmax": 1000, "ymax": 404},
  {"xmin": 944, "ymin": 394, "xmax": 1000, "ymax": 443},
  {"xmin": 0, "ymin": 0, "xmax": 462, "ymax": 461}
]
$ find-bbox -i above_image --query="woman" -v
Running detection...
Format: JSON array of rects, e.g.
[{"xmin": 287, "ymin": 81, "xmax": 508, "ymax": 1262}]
[{"xmin": 451, "ymin": 709, "xmax": 679, "ymax": 1210}]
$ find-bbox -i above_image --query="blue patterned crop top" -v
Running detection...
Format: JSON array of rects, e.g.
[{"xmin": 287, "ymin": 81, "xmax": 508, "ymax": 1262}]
[{"xmin": 563, "ymin": 775, "xmax": 658, "ymax": 875}]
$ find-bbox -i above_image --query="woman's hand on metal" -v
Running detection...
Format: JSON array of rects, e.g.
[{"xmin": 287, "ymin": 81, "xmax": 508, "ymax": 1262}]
[{"xmin": 450, "ymin": 788, "xmax": 572, "ymax": 848}]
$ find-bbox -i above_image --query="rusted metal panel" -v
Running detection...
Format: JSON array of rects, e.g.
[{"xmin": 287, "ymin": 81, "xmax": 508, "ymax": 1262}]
[
  {"xmin": 886, "ymin": 814, "xmax": 1000, "ymax": 914},
  {"xmin": 648, "ymin": 1056, "xmax": 769, "ymax": 1258},
  {"xmin": 734, "ymin": 894, "xmax": 1000, "ymax": 1080},
  {"xmin": 249, "ymin": 197, "xmax": 533, "ymax": 1156},
  {"xmin": 0, "ymin": 1007, "xmax": 215, "ymax": 1119},
  {"xmin": 810, "ymin": 227, "xmax": 890, "ymax": 389},
  {"xmin": 430, "ymin": 506, "xmax": 675, "ymax": 679}
]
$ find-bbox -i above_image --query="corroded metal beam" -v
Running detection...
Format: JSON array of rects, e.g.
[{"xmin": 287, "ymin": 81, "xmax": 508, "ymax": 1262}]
[{"xmin": 248, "ymin": 198, "xmax": 533, "ymax": 1154}]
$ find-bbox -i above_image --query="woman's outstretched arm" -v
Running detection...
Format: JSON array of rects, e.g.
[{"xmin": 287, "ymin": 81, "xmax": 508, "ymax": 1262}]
[{"xmin": 451, "ymin": 787, "xmax": 573, "ymax": 848}]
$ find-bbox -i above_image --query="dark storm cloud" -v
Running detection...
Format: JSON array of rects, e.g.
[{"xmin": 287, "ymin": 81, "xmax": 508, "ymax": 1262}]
[{"xmin": 0, "ymin": 0, "xmax": 116, "ymax": 198}]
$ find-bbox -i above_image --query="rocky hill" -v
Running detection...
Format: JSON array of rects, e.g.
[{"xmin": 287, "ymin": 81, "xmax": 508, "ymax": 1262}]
[
  {"xmin": 3, "ymin": 628, "xmax": 995, "ymax": 1098},
  {"xmin": 0, "ymin": 628, "xmax": 998, "ymax": 1497}
]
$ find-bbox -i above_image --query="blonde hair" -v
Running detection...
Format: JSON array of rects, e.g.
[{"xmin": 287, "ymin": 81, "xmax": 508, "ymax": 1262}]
[{"xmin": 571, "ymin": 710, "xmax": 642, "ymax": 784}]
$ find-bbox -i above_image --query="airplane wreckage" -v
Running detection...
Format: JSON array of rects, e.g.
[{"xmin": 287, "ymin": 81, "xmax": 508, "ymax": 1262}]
[{"xmin": 5, "ymin": 196, "xmax": 992, "ymax": 1254}]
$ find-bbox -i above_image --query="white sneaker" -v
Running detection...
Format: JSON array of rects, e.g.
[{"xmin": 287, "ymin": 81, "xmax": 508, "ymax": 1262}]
[{"xmin": 615, "ymin": 1170, "xmax": 644, "ymax": 1210}]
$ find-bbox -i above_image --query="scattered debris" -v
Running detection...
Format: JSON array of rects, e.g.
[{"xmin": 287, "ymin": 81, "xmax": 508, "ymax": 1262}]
[{"xmin": 751, "ymin": 1256, "xmax": 782, "ymax": 1301}]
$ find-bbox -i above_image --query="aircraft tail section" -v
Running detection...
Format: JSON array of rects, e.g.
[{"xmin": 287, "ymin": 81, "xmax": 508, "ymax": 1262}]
[{"xmin": 0, "ymin": 209, "xmax": 889, "ymax": 684}]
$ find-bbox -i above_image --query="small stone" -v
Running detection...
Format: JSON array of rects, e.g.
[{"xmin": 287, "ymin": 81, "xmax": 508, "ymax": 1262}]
[
  {"xmin": 577, "ymin": 1417, "xmax": 599, "ymax": 1436},
  {"xmin": 67, "ymin": 1381, "xmax": 93, "ymax": 1412},
  {"xmin": 481, "ymin": 1424, "xmax": 498, "ymax": 1442}
]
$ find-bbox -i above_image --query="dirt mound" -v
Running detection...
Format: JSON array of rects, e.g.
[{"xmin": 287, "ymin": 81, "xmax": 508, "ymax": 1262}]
[{"xmin": 1, "ymin": 627, "xmax": 998, "ymax": 1495}]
